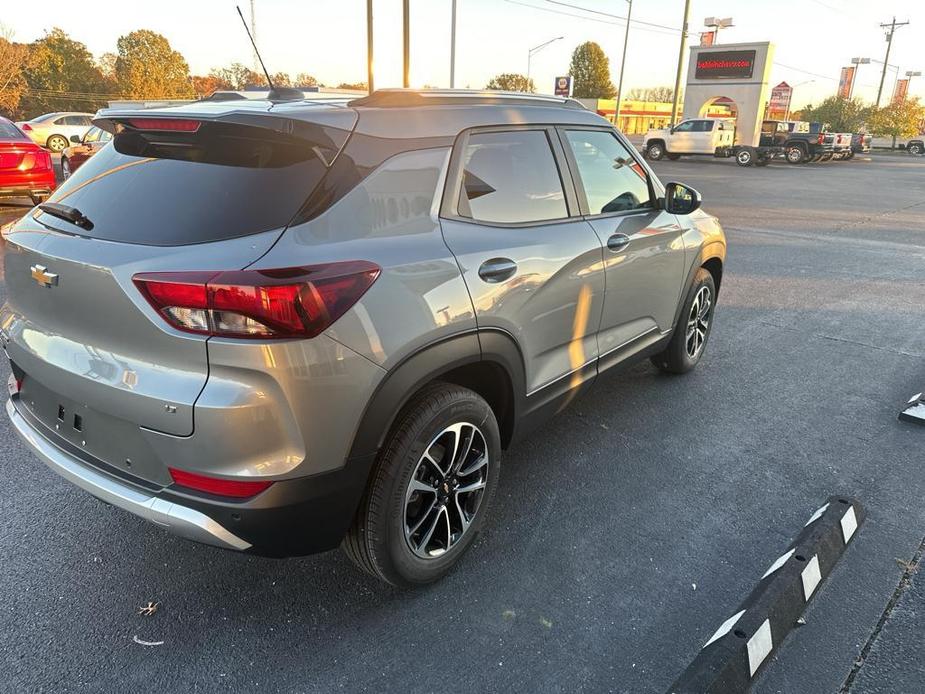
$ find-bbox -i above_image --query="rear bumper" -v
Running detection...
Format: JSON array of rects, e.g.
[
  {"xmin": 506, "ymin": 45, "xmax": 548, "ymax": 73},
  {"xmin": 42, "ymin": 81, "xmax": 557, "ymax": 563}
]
[
  {"xmin": 7, "ymin": 395, "xmax": 375, "ymax": 557},
  {"xmin": 7, "ymin": 397, "xmax": 251, "ymax": 551}
]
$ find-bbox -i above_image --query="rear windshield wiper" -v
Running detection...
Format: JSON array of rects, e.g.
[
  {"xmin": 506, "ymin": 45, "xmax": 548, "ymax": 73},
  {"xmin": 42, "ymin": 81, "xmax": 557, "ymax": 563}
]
[{"xmin": 38, "ymin": 202, "xmax": 94, "ymax": 231}]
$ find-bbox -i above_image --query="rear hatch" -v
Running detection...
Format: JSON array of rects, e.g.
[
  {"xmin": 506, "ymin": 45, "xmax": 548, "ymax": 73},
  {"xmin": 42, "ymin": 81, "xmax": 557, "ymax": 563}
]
[{"xmin": 2, "ymin": 103, "xmax": 355, "ymax": 482}]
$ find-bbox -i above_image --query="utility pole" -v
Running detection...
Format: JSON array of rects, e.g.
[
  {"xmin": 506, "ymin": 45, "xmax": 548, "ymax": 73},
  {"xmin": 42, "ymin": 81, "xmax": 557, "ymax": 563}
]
[
  {"xmin": 671, "ymin": 0, "xmax": 692, "ymax": 126},
  {"xmin": 876, "ymin": 17, "xmax": 909, "ymax": 107},
  {"xmin": 367, "ymin": 0, "xmax": 374, "ymax": 93},
  {"xmin": 403, "ymin": 0, "xmax": 411, "ymax": 88},
  {"xmin": 450, "ymin": 0, "xmax": 457, "ymax": 88},
  {"xmin": 614, "ymin": 0, "xmax": 632, "ymax": 131},
  {"xmin": 250, "ymin": 0, "xmax": 260, "ymax": 76}
]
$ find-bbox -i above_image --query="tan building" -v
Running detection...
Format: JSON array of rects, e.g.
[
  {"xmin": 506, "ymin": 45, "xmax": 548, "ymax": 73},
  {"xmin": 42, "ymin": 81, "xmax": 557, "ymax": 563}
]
[{"xmin": 578, "ymin": 98, "xmax": 736, "ymax": 135}]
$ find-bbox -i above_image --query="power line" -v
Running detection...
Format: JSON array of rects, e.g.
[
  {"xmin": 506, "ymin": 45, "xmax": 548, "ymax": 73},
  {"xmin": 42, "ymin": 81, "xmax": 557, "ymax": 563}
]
[
  {"xmin": 502, "ymin": 0, "xmax": 682, "ymax": 37},
  {"xmin": 544, "ymin": 0, "xmax": 683, "ymax": 34}
]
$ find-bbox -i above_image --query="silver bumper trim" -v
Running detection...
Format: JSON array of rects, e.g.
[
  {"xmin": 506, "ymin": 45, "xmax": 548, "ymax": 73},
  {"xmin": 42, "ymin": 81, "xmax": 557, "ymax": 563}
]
[{"xmin": 6, "ymin": 398, "xmax": 251, "ymax": 551}]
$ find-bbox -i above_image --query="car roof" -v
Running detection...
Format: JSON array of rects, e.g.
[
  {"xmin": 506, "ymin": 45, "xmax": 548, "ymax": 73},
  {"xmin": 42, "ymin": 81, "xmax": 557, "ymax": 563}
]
[{"xmin": 95, "ymin": 89, "xmax": 608, "ymax": 140}]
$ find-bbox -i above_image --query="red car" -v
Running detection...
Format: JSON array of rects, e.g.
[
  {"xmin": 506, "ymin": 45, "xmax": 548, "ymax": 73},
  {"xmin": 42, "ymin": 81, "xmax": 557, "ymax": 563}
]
[
  {"xmin": 0, "ymin": 116, "xmax": 56, "ymax": 205},
  {"xmin": 61, "ymin": 126, "xmax": 112, "ymax": 180}
]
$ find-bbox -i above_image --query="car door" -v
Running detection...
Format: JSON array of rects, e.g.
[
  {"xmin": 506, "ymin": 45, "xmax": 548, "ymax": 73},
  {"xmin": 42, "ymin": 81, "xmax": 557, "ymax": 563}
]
[
  {"xmin": 557, "ymin": 126, "xmax": 687, "ymax": 372},
  {"xmin": 692, "ymin": 119, "xmax": 714, "ymax": 151},
  {"xmin": 668, "ymin": 120, "xmax": 696, "ymax": 153},
  {"xmin": 439, "ymin": 126, "xmax": 606, "ymax": 399}
]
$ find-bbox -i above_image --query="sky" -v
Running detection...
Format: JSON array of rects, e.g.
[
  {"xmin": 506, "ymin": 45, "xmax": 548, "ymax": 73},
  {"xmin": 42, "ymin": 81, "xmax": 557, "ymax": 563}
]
[{"xmin": 7, "ymin": 0, "xmax": 925, "ymax": 109}]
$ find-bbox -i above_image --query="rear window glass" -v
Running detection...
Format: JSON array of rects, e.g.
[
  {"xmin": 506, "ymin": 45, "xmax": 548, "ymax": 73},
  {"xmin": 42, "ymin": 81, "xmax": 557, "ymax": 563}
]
[
  {"xmin": 0, "ymin": 120, "xmax": 27, "ymax": 140},
  {"xmin": 39, "ymin": 121, "xmax": 341, "ymax": 246}
]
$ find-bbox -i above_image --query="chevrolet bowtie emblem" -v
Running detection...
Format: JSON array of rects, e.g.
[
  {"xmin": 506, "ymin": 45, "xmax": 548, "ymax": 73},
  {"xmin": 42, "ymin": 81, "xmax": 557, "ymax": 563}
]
[{"xmin": 30, "ymin": 264, "xmax": 58, "ymax": 287}]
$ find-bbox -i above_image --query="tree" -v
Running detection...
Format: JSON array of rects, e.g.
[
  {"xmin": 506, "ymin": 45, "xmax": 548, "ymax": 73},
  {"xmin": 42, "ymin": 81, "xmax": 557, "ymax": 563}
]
[
  {"xmin": 294, "ymin": 73, "xmax": 318, "ymax": 87},
  {"xmin": 336, "ymin": 81, "xmax": 367, "ymax": 91},
  {"xmin": 485, "ymin": 73, "xmax": 535, "ymax": 93},
  {"xmin": 21, "ymin": 28, "xmax": 110, "ymax": 116},
  {"xmin": 627, "ymin": 86, "xmax": 675, "ymax": 102},
  {"xmin": 191, "ymin": 74, "xmax": 231, "ymax": 97},
  {"xmin": 0, "ymin": 24, "xmax": 30, "ymax": 118},
  {"xmin": 271, "ymin": 72, "xmax": 291, "ymax": 87},
  {"xmin": 800, "ymin": 96, "xmax": 870, "ymax": 133},
  {"xmin": 569, "ymin": 42, "xmax": 616, "ymax": 99},
  {"xmin": 114, "ymin": 30, "xmax": 194, "ymax": 99},
  {"xmin": 867, "ymin": 97, "xmax": 925, "ymax": 148},
  {"xmin": 210, "ymin": 63, "xmax": 265, "ymax": 90}
]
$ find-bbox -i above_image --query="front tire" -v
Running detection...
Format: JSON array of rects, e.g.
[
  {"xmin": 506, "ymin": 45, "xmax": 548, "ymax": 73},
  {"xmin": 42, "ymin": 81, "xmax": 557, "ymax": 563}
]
[
  {"xmin": 651, "ymin": 268, "xmax": 716, "ymax": 374},
  {"xmin": 646, "ymin": 142, "xmax": 665, "ymax": 160},
  {"xmin": 910, "ymin": 142, "xmax": 923, "ymax": 155},
  {"xmin": 343, "ymin": 383, "xmax": 500, "ymax": 586},
  {"xmin": 735, "ymin": 148, "xmax": 754, "ymax": 167}
]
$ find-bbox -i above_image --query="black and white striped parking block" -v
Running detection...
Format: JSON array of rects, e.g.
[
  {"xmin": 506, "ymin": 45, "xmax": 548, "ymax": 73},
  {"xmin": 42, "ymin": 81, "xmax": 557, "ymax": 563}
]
[
  {"xmin": 667, "ymin": 496, "xmax": 865, "ymax": 694},
  {"xmin": 899, "ymin": 391, "xmax": 925, "ymax": 426}
]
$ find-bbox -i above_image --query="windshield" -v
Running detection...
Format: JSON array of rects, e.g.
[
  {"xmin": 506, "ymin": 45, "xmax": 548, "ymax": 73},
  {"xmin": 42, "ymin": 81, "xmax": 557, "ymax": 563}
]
[{"xmin": 37, "ymin": 120, "xmax": 347, "ymax": 246}]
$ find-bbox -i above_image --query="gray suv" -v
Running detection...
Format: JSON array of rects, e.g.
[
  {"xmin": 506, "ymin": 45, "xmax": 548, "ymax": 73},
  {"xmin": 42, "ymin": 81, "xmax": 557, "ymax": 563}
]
[{"xmin": 3, "ymin": 90, "xmax": 725, "ymax": 586}]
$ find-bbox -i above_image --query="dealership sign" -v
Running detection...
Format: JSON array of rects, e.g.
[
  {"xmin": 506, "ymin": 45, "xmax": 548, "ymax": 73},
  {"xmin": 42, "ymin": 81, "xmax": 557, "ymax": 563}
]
[
  {"xmin": 694, "ymin": 50, "xmax": 757, "ymax": 79},
  {"xmin": 554, "ymin": 76, "xmax": 572, "ymax": 97},
  {"xmin": 837, "ymin": 66, "xmax": 856, "ymax": 99},
  {"xmin": 768, "ymin": 81, "xmax": 792, "ymax": 113},
  {"xmin": 892, "ymin": 78, "xmax": 909, "ymax": 104}
]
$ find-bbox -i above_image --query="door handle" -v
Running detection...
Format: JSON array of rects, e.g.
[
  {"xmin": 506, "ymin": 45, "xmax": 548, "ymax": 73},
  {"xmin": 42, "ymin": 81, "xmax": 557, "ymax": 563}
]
[
  {"xmin": 607, "ymin": 233, "xmax": 631, "ymax": 251},
  {"xmin": 478, "ymin": 257, "xmax": 517, "ymax": 283}
]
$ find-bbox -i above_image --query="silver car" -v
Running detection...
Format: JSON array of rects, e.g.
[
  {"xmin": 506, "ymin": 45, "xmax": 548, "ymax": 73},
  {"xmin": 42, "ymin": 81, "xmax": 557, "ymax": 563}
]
[
  {"xmin": 3, "ymin": 90, "xmax": 726, "ymax": 586},
  {"xmin": 15, "ymin": 112, "xmax": 95, "ymax": 152}
]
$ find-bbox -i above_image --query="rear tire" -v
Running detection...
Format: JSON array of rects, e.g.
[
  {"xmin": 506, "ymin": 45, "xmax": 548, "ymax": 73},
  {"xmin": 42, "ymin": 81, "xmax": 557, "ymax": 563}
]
[
  {"xmin": 909, "ymin": 142, "xmax": 923, "ymax": 155},
  {"xmin": 735, "ymin": 148, "xmax": 754, "ymax": 167},
  {"xmin": 343, "ymin": 383, "xmax": 501, "ymax": 586},
  {"xmin": 646, "ymin": 142, "xmax": 665, "ymax": 160},
  {"xmin": 61, "ymin": 156, "xmax": 71, "ymax": 180},
  {"xmin": 786, "ymin": 145, "xmax": 806, "ymax": 164},
  {"xmin": 651, "ymin": 268, "xmax": 716, "ymax": 375}
]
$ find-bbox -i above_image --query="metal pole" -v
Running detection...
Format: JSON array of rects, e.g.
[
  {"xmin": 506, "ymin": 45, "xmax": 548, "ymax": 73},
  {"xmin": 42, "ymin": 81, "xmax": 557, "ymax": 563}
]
[
  {"xmin": 403, "ymin": 0, "xmax": 411, "ymax": 88},
  {"xmin": 614, "ymin": 0, "xmax": 632, "ymax": 131},
  {"xmin": 876, "ymin": 17, "xmax": 908, "ymax": 107},
  {"xmin": 367, "ymin": 0, "xmax": 374, "ymax": 93},
  {"xmin": 671, "ymin": 0, "xmax": 691, "ymax": 127},
  {"xmin": 527, "ymin": 52, "xmax": 532, "ymax": 84},
  {"xmin": 450, "ymin": 0, "xmax": 457, "ymax": 88}
]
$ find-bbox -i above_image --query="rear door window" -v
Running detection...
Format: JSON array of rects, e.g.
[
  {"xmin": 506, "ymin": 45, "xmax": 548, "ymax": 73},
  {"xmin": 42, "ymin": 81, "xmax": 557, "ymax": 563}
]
[
  {"xmin": 0, "ymin": 120, "xmax": 27, "ymax": 140},
  {"xmin": 39, "ymin": 119, "xmax": 349, "ymax": 246},
  {"xmin": 457, "ymin": 129, "xmax": 567, "ymax": 224}
]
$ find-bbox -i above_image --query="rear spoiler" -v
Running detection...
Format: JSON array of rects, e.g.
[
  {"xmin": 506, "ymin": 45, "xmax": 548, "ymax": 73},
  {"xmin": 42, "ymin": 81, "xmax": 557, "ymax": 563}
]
[{"xmin": 93, "ymin": 104, "xmax": 358, "ymax": 167}]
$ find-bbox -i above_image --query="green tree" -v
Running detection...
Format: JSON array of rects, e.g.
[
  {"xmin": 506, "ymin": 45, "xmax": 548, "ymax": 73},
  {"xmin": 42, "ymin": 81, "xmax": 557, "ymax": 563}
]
[
  {"xmin": 569, "ymin": 42, "xmax": 616, "ymax": 99},
  {"xmin": 0, "ymin": 25, "xmax": 31, "ymax": 118},
  {"xmin": 210, "ymin": 63, "xmax": 265, "ymax": 90},
  {"xmin": 114, "ymin": 30, "xmax": 193, "ymax": 99},
  {"xmin": 21, "ymin": 28, "xmax": 109, "ymax": 116},
  {"xmin": 485, "ymin": 73, "xmax": 535, "ymax": 93},
  {"xmin": 800, "ymin": 96, "xmax": 870, "ymax": 132},
  {"xmin": 868, "ymin": 97, "xmax": 925, "ymax": 148}
]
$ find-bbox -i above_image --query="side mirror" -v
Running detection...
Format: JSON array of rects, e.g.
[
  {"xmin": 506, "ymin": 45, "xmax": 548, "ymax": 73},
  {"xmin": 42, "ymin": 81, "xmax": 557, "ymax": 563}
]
[
  {"xmin": 70, "ymin": 135, "xmax": 81, "ymax": 143},
  {"xmin": 663, "ymin": 181, "xmax": 702, "ymax": 215}
]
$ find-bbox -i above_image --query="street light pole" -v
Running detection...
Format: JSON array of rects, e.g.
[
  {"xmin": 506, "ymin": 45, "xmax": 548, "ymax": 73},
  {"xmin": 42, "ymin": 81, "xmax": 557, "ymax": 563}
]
[
  {"xmin": 849, "ymin": 57, "xmax": 870, "ymax": 100},
  {"xmin": 670, "ymin": 0, "xmax": 692, "ymax": 127},
  {"xmin": 366, "ymin": 0, "xmax": 374, "ymax": 93},
  {"xmin": 450, "ymin": 0, "xmax": 457, "ymax": 88},
  {"xmin": 526, "ymin": 36, "xmax": 564, "ymax": 88},
  {"xmin": 403, "ymin": 0, "xmax": 411, "ymax": 88},
  {"xmin": 614, "ymin": 0, "xmax": 632, "ymax": 132}
]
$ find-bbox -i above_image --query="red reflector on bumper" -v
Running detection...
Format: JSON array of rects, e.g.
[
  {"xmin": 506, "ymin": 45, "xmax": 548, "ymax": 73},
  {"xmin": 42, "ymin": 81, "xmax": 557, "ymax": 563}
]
[{"xmin": 168, "ymin": 467, "xmax": 273, "ymax": 498}]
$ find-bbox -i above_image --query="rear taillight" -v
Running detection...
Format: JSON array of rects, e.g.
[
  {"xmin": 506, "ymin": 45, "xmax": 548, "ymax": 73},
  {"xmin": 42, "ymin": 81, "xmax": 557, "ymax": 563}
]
[
  {"xmin": 17, "ymin": 150, "xmax": 52, "ymax": 172},
  {"xmin": 817, "ymin": 133, "xmax": 825, "ymax": 145},
  {"xmin": 133, "ymin": 262, "xmax": 380, "ymax": 339},
  {"xmin": 168, "ymin": 467, "xmax": 273, "ymax": 498},
  {"xmin": 20, "ymin": 123, "xmax": 31, "ymax": 131}
]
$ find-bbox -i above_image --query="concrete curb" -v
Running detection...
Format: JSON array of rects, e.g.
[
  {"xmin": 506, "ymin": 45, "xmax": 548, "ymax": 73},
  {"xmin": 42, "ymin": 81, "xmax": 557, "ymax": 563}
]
[
  {"xmin": 899, "ymin": 391, "xmax": 925, "ymax": 426},
  {"xmin": 667, "ymin": 496, "xmax": 865, "ymax": 694}
]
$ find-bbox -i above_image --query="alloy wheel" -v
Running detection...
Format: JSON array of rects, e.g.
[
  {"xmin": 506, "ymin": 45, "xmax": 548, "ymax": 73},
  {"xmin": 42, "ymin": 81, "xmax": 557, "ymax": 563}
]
[
  {"xmin": 403, "ymin": 422, "xmax": 489, "ymax": 559},
  {"xmin": 685, "ymin": 285, "xmax": 712, "ymax": 358}
]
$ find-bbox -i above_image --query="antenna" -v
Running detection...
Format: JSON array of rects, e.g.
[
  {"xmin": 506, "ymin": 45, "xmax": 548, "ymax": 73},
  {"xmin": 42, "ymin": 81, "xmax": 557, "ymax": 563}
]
[{"xmin": 236, "ymin": 4, "xmax": 275, "ymax": 92}]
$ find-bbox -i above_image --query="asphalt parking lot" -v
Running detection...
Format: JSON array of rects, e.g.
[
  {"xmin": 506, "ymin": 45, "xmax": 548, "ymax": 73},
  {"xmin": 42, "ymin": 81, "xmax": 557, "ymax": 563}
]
[{"xmin": 0, "ymin": 153, "xmax": 923, "ymax": 693}]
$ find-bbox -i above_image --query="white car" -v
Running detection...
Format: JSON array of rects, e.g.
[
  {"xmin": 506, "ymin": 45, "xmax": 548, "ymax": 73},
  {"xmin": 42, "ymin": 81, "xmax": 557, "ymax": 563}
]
[
  {"xmin": 643, "ymin": 118, "xmax": 735, "ymax": 160},
  {"xmin": 15, "ymin": 112, "xmax": 95, "ymax": 153}
]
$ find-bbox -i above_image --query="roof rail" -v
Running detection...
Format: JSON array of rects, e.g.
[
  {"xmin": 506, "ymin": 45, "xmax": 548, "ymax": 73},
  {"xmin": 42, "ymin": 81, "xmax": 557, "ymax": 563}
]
[{"xmin": 348, "ymin": 89, "xmax": 587, "ymax": 110}]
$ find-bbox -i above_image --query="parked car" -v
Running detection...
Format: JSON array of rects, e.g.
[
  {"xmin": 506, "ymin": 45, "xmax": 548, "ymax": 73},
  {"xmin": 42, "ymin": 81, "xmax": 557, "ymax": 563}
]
[
  {"xmin": 15, "ymin": 112, "xmax": 94, "ymax": 153},
  {"xmin": 61, "ymin": 126, "xmax": 112, "ymax": 180},
  {"xmin": 777, "ymin": 121, "xmax": 837, "ymax": 163},
  {"xmin": 908, "ymin": 139, "xmax": 924, "ymax": 155},
  {"xmin": 0, "ymin": 116, "xmax": 56, "ymax": 205},
  {"xmin": 2, "ymin": 90, "xmax": 726, "ymax": 586}
]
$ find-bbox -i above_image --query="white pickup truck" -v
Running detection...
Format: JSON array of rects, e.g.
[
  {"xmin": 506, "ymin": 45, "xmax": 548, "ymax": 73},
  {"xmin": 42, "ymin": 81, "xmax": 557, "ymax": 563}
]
[{"xmin": 643, "ymin": 118, "xmax": 736, "ymax": 161}]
